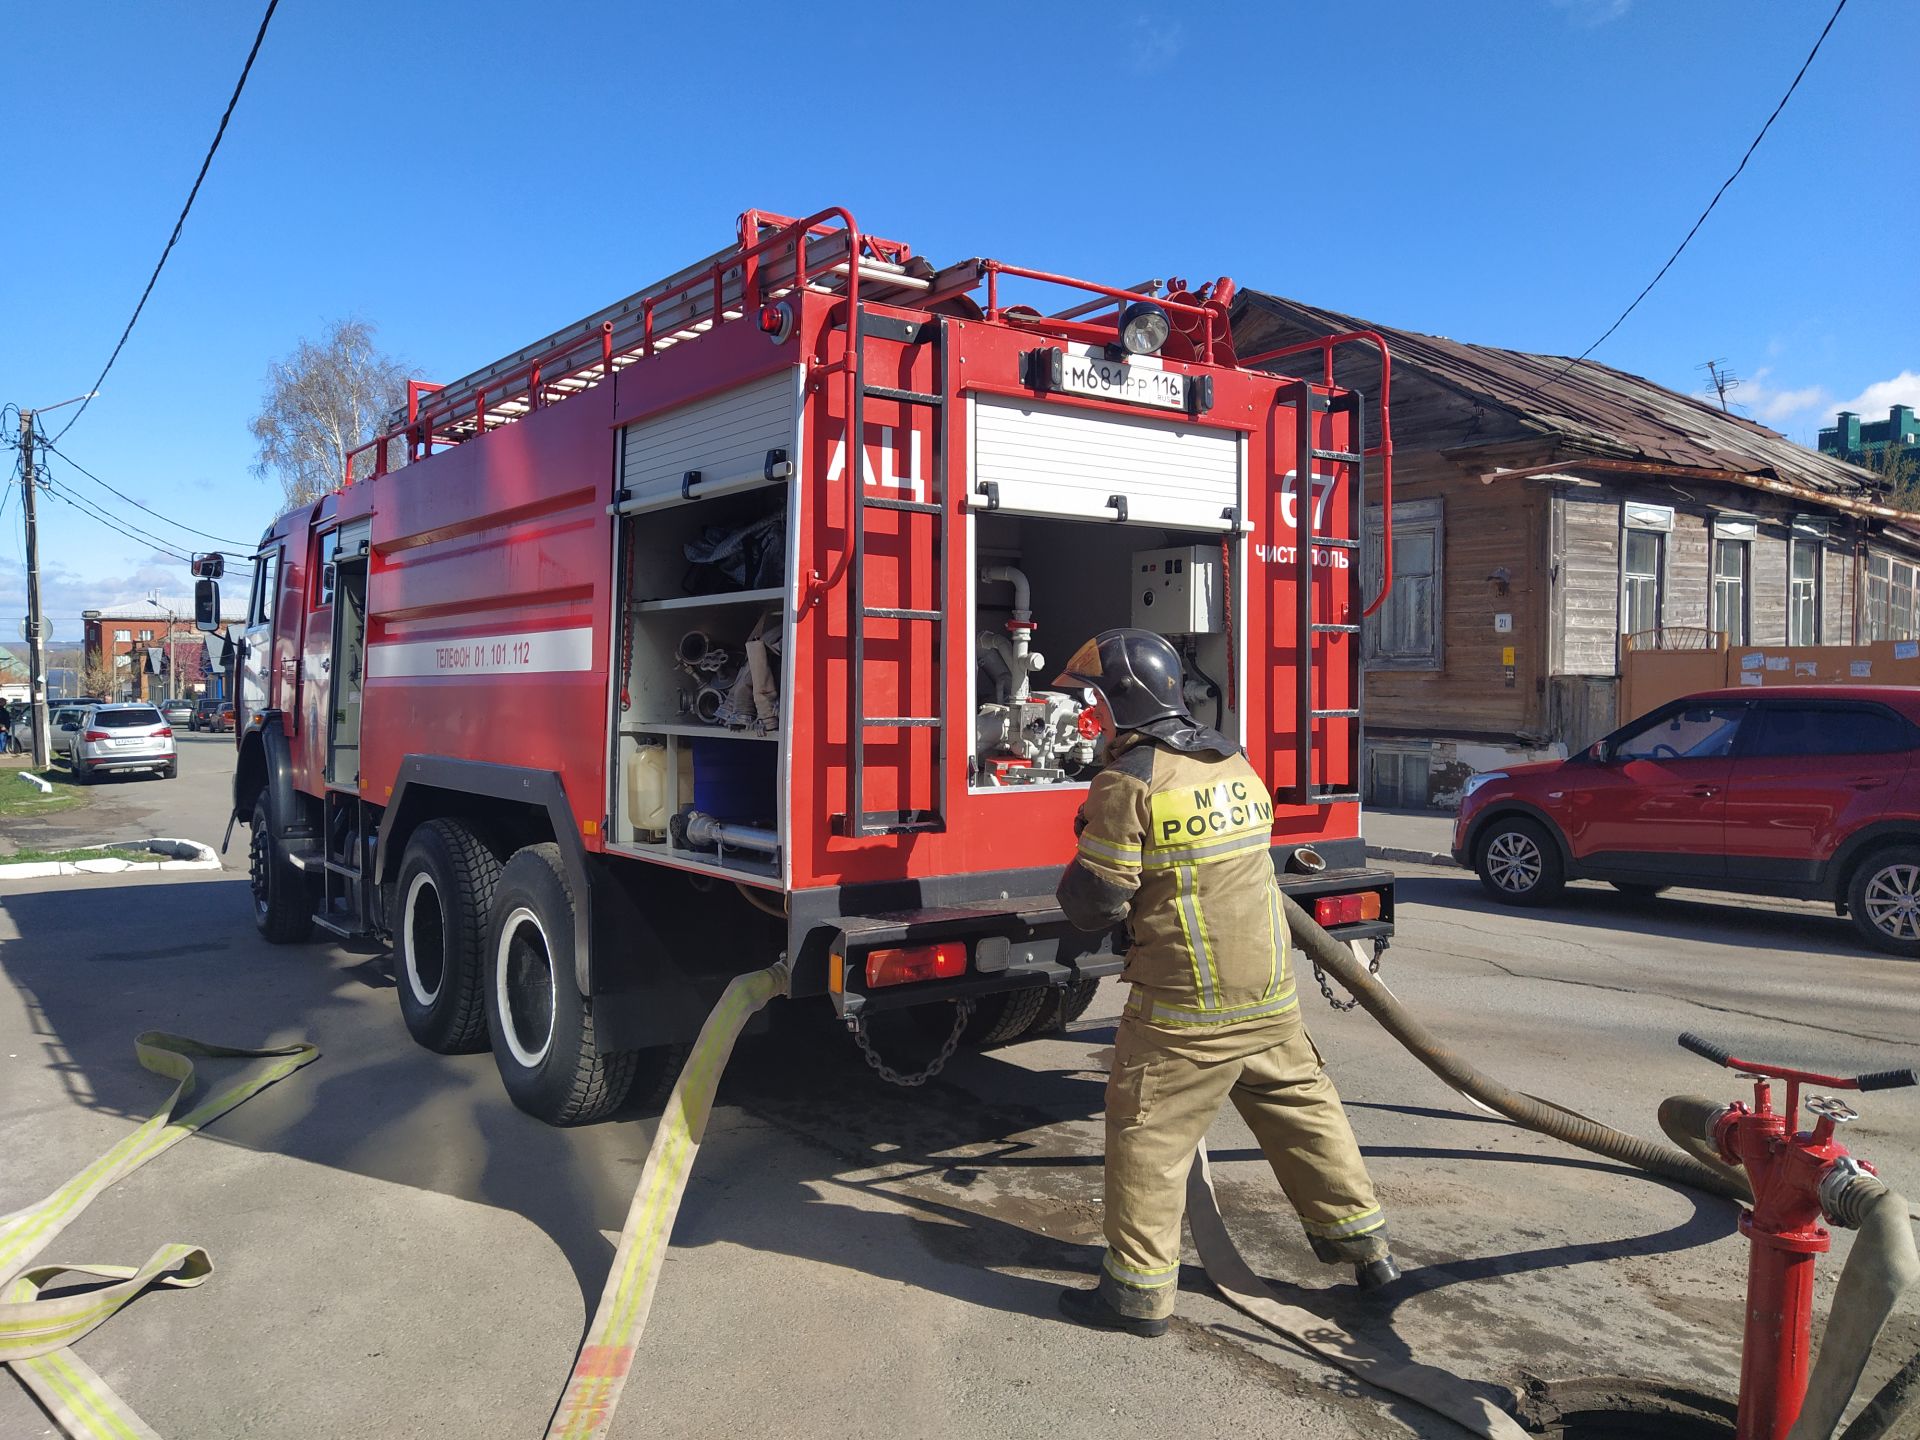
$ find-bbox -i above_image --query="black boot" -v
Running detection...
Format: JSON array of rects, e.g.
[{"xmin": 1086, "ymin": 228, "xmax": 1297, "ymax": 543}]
[
  {"xmin": 1354, "ymin": 1255, "xmax": 1402, "ymax": 1293},
  {"xmin": 1057, "ymin": 1286, "xmax": 1169, "ymax": 1337}
]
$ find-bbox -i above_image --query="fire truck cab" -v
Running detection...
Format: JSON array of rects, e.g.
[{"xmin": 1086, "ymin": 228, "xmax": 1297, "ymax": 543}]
[{"xmin": 212, "ymin": 207, "xmax": 1397, "ymax": 1125}]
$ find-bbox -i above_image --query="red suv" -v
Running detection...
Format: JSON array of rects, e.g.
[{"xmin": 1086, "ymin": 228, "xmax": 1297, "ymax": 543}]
[{"xmin": 1453, "ymin": 686, "xmax": 1920, "ymax": 956}]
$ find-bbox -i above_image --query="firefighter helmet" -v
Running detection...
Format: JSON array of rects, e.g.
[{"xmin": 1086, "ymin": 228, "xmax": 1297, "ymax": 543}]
[{"xmin": 1053, "ymin": 628, "xmax": 1192, "ymax": 733}]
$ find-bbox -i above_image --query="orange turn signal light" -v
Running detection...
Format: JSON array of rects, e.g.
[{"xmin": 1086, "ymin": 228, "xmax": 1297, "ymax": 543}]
[
  {"xmin": 866, "ymin": 942, "xmax": 967, "ymax": 989},
  {"xmin": 1312, "ymin": 891, "xmax": 1383, "ymax": 927}
]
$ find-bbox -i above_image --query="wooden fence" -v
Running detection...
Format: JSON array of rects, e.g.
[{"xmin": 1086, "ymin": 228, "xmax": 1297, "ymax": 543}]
[{"xmin": 1619, "ymin": 634, "xmax": 1920, "ymax": 727}]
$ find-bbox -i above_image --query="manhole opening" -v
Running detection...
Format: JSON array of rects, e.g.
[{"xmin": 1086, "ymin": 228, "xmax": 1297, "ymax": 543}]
[{"xmin": 1519, "ymin": 1375, "xmax": 1735, "ymax": 1440}]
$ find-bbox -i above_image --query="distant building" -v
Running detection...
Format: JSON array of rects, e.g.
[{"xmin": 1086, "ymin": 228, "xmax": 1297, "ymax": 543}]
[
  {"xmin": 1820, "ymin": 405, "xmax": 1918, "ymax": 465},
  {"xmin": 79, "ymin": 602, "xmax": 245, "ymax": 702}
]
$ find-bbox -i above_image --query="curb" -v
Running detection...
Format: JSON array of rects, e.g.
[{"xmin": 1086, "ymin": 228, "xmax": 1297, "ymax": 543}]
[
  {"xmin": 1366, "ymin": 844, "xmax": 1462, "ymax": 869},
  {"xmin": 0, "ymin": 836, "xmax": 222, "ymax": 881},
  {"xmin": 15, "ymin": 771, "xmax": 52, "ymax": 795}
]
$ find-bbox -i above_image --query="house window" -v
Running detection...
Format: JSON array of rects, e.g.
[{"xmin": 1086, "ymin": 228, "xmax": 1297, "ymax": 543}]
[
  {"xmin": 1712, "ymin": 538, "xmax": 1750, "ymax": 644},
  {"xmin": 1366, "ymin": 744, "xmax": 1431, "ymax": 808},
  {"xmin": 1363, "ymin": 498, "xmax": 1442, "ymax": 670},
  {"xmin": 1866, "ymin": 554, "xmax": 1920, "ymax": 642},
  {"xmin": 114, "ymin": 629, "xmax": 130, "ymax": 643},
  {"xmin": 1622, "ymin": 528, "xmax": 1664, "ymax": 637},
  {"xmin": 140, "ymin": 628, "xmax": 154, "ymax": 641},
  {"xmin": 1788, "ymin": 536, "xmax": 1821, "ymax": 645}
]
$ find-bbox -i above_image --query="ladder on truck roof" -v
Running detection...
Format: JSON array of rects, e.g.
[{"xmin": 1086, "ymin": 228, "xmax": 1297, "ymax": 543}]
[
  {"xmin": 353, "ymin": 212, "xmax": 969, "ymax": 475},
  {"xmin": 841, "ymin": 306, "xmax": 951, "ymax": 837}
]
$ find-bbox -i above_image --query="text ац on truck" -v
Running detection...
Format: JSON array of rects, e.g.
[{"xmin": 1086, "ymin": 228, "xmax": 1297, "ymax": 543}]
[{"xmin": 195, "ymin": 205, "xmax": 1399, "ymax": 1125}]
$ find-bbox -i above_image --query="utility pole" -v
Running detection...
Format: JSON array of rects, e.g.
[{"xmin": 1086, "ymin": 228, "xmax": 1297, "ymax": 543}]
[
  {"xmin": 149, "ymin": 595, "xmax": 177, "ymax": 702},
  {"xmin": 19, "ymin": 409, "xmax": 50, "ymax": 769},
  {"xmin": 16, "ymin": 392, "xmax": 96, "ymax": 766}
]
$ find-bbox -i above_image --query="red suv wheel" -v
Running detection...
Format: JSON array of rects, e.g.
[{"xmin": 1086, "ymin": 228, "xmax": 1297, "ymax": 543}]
[
  {"xmin": 1474, "ymin": 816, "xmax": 1566, "ymax": 906},
  {"xmin": 1846, "ymin": 846, "xmax": 1920, "ymax": 959}
]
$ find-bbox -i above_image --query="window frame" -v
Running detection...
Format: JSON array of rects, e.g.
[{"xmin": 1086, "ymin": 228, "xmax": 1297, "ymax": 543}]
[
  {"xmin": 1362, "ymin": 497, "xmax": 1443, "ymax": 672},
  {"xmin": 1711, "ymin": 536, "xmax": 1751, "ymax": 645},
  {"xmin": 1609, "ymin": 698, "xmax": 1749, "ymax": 763},
  {"xmin": 1787, "ymin": 530, "xmax": 1822, "ymax": 645},
  {"xmin": 1621, "ymin": 525, "xmax": 1665, "ymax": 638}
]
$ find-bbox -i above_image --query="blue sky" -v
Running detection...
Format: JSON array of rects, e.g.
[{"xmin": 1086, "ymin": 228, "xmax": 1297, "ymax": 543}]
[{"xmin": 3, "ymin": 0, "xmax": 1913, "ymax": 640}]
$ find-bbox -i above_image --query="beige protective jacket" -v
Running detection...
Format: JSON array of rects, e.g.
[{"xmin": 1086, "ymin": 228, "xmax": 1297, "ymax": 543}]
[{"xmin": 1057, "ymin": 726, "xmax": 1294, "ymax": 1027}]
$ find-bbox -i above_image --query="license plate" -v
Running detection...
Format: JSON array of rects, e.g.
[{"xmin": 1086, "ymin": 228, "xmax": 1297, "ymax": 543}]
[
  {"xmin": 1054, "ymin": 351, "xmax": 1189, "ymax": 411},
  {"xmin": 113, "ymin": 738, "xmax": 152, "ymax": 749}
]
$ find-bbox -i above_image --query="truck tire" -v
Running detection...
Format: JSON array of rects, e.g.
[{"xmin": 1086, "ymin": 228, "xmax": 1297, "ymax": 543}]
[
  {"xmin": 485, "ymin": 844, "xmax": 638, "ymax": 1125},
  {"xmin": 1845, "ymin": 845, "xmax": 1920, "ymax": 959},
  {"xmin": 393, "ymin": 819, "xmax": 501, "ymax": 1054},
  {"xmin": 249, "ymin": 792, "xmax": 313, "ymax": 944},
  {"xmin": 1024, "ymin": 976, "xmax": 1101, "ymax": 1037}
]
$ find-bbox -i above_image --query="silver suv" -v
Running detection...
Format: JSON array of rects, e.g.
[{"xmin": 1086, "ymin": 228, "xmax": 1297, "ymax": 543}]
[{"xmin": 58, "ymin": 703, "xmax": 178, "ymax": 783}]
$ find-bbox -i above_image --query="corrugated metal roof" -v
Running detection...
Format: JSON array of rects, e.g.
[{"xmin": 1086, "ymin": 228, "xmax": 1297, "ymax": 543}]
[{"xmin": 1235, "ymin": 293, "xmax": 1883, "ymax": 498}]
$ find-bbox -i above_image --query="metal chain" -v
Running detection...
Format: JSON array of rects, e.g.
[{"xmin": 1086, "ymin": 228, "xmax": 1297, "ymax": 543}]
[
  {"xmin": 1314, "ymin": 938, "xmax": 1385, "ymax": 1012},
  {"xmin": 848, "ymin": 998, "xmax": 974, "ymax": 1087}
]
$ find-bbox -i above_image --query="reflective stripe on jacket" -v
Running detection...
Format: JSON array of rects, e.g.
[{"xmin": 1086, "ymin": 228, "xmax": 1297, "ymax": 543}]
[{"xmin": 1057, "ymin": 733, "xmax": 1293, "ymax": 1024}]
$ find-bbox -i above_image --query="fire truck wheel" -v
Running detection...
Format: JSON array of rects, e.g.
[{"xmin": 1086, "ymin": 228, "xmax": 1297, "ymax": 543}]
[
  {"xmin": 913, "ymin": 987, "xmax": 1054, "ymax": 1049},
  {"xmin": 1023, "ymin": 976, "xmax": 1100, "ymax": 1037},
  {"xmin": 1473, "ymin": 816, "xmax": 1565, "ymax": 906},
  {"xmin": 393, "ymin": 819, "xmax": 502, "ymax": 1054},
  {"xmin": 249, "ymin": 793, "xmax": 314, "ymax": 944},
  {"xmin": 486, "ymin": 844, "xmax": 637, "ymax": 1125}
]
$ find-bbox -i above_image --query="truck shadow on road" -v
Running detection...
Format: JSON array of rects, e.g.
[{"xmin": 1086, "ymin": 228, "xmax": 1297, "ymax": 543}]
[{"xmin": 1, "ymin": 873, "xmax": 1749, "ymax": 1410}]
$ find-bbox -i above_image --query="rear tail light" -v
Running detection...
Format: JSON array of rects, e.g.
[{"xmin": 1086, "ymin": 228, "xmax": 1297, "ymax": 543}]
[
  {"xmin": 84, "ymin": 730, "xmax": 109, "ymax": 742},
  {"xmin": 157, "ymin": 727, "xmax": 173, "ymax": 738},
  {"xmin": 1312, "ymin": 891, "xmax": 1383, "ymax": 928},
  {"xmin": 866, "ymin": 942, "xmax": 967, "ymax": 989}
]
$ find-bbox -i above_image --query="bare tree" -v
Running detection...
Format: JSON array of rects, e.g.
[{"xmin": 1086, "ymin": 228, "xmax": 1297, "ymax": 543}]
[
  {"xmin": 249, "ymin": 319, "xmax": 415, "ymax": 509},
  {"xmin": 80, "ymin": 651, "xmax": 118, "ymax": 700}
]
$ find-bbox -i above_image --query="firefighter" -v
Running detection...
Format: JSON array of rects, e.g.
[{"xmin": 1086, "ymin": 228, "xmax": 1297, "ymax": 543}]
[{"xmin": 1052, "ymin": 628, "xmax": 1398, "ymax": 1337}]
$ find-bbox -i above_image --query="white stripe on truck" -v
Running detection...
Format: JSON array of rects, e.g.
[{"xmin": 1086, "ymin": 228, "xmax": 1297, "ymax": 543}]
[{"xmin": 367, "ymin": 626, "xmax": 594, "ymax": 679}]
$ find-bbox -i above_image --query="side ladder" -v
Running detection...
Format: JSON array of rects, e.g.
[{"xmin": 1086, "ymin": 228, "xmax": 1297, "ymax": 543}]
[
  {"xmin": 842, "ymin": 307, "xmax": 950, "ymax": 837},
  {"xmin": 1289, "ymin": 384, "xmax": 1365, "ymax": 805}
]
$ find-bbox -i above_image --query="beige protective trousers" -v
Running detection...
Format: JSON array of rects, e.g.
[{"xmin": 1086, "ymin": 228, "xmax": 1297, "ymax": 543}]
[{"xmin": 1097, "ymin": 1008, "xmax": 1388, "ymax": 1320}]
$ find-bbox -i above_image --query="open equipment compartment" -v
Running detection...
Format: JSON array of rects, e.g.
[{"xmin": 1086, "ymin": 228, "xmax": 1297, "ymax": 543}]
[
  {"xmin": 607, "ymin": 386, "xmax": 797, "ymax": 883},
  {"xmin": 968, "ymin": 512, "xmax": 1242, "ymax": 792}
]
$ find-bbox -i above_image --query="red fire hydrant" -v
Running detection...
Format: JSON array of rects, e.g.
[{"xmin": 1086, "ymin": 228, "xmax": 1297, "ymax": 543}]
[{"xmin": 1677, "ymin": 1032, "xmax": 1916, "ymax": 1440}]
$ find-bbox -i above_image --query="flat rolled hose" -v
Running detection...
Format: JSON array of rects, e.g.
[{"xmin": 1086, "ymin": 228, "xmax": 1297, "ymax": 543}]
[
  {"xmin": 1283, "ymin": 894, "xmax": 1752, "ymax": 1204},
  {"xmin": 1788, "ymin": 1183, "xmax": 1920, "ymax": 1440}
]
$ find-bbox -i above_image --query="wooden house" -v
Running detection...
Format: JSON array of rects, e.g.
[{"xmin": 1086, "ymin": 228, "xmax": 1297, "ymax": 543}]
[{"xmin": 1232, "ymin": 293, "xmax": 1920, "ymax": 808}]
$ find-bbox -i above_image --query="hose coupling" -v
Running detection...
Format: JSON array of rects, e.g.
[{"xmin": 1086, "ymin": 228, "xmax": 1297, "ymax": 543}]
[{"xmin": 1818, "ymin": 1157, "xmax": 1888, "ymax": 1230}]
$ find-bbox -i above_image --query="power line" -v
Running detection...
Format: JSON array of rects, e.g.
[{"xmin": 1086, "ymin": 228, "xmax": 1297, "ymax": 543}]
[
  {"xmin": 37, "ymin": 477, "xmax": 194, "ymax": 562},
  {"xmin": 37, "ymin": 438, "xmax": 251, "ymax": 547},
  {"xmin": 50, "ymin": 0, "xmax": 281, "ymax": 444},
  {"xmin": 1531, "ymin": 0, "xmax": 1848, "ymax": 396}
]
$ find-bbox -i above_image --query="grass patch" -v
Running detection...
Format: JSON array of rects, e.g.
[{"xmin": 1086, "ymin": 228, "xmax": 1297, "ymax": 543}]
[
  {"xmin": 0, "ymin": 780, "xmax": 85, "ymax": 820},
  {"xmin": 4, "ymin": 844, "xmax": 156, "ymax": 866}
]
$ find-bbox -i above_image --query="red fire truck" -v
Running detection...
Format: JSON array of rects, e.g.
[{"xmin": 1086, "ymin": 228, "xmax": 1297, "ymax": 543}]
[{"xmin": 202, "ymin": 206, "xmax": 1398, "ymax": 1124}]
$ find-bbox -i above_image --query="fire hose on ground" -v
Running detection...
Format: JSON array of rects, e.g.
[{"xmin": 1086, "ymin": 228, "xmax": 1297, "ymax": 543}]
[{"xmin": 6, "ymin": 908, "xmax": 1914, "ymax": 1439}]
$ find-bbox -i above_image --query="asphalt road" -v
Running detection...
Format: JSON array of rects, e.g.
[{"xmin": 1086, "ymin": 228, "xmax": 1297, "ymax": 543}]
[{"xmin": 3, "ymin": 750, "xmax": 1917, "ymax": 1438}]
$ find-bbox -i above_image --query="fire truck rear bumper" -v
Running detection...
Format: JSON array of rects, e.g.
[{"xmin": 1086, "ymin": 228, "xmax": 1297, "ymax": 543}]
[{"xmin": 817, "ymin": 896, "xmax": 1124, "ymax": 1019}]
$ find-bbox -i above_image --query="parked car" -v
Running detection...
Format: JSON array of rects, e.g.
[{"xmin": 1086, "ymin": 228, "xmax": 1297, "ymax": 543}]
[
  {"xmin": 1454, "ymin": 686, "xmax": 1920, "ymax": 956},
  {"xmin": 55, "ymin": 703, "xmax": 177, "ymax": 782},
  {"xmin": 189, "ymin": 696, "xmax": 235, "ymax": 733},
  {"xmin": 160, "ymin": 699, "xmax": 195, "ymax": 728}
]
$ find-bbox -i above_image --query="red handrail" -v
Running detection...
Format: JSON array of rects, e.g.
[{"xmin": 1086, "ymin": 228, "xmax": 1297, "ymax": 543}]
[
  {"xmin": 1240, "ymin": 330, "xmax": 1395, "ymax": 617},
  {"xmin": 979, "ymin": 260, "xmax": 1229, "ymax": 364}
]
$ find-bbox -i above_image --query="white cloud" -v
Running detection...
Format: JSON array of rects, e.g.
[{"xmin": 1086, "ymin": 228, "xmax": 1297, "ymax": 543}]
[
  {"xmin": 0, "ymin": 552, "xmax": 192, "ymax": 644},
  {"xmin": 1551, "ymin": 0, "xmax": 1631, "ymax": 26},
  {"xmin": 1833, "ymin": 371, "xmax": 1920, "ymax": 420},
  {"xmin": 1127, "ymin": 16, "xmax": 1184, "ymax": 73},
  {"xmin": 1693, "ymin": 365, "xmax": 1833, "ymax": 428}
]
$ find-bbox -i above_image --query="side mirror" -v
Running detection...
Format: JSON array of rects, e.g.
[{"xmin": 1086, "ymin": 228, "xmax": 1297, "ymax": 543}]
[
  {"xmin": 194, "ymin": 578, "xmax": 221, "ymax": 632},
  {"xmin": 1587, "ymin": 740, "xmax": 1612, "ymax": 764}
]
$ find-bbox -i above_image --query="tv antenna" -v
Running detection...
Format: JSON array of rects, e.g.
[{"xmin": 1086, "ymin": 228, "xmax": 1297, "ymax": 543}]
[{"xmin": 1698, "ymin": 358, "xmax": 1742, "ymax": 413}]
